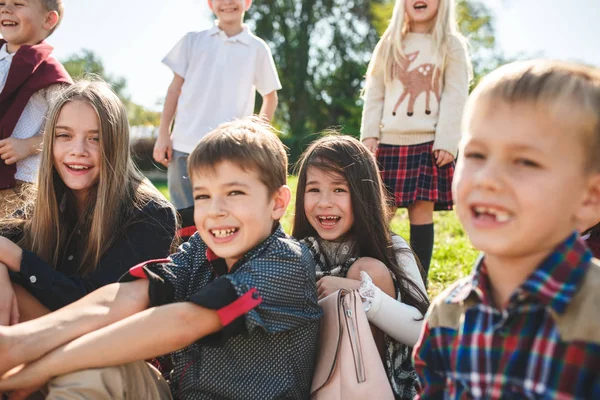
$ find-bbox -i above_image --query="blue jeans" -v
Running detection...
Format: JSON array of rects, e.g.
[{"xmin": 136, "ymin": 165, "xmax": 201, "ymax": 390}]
[{"xmin": 167, "ymin": 150, "xmax": 193, "ymax": 209}]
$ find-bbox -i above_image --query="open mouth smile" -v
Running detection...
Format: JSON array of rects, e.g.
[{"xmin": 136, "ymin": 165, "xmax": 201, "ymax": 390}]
[
  {"xmin": 471, "ymin": 205, "xmax": 511, "ymax": 223},
  {"xmin": 1, "ymin": 21, "xmax": 18, "ymax": 27},
  {"xmin": 64, "ymin": 163, "xmax": 94, "ymax": 175},
  {"xmin": 317, "ymin": 215, "xmax": 341, "ymax": 227},
  {"xmin": 414, "ymin": 1, "xmax": 428, "ymax": 10},
  {"xmin": 66, "ymin": 164, "xmax": 91, "ymax": 171},
  {"xmin": 210, "ymin": 228, "xmax": 239, "ymax": 238}
]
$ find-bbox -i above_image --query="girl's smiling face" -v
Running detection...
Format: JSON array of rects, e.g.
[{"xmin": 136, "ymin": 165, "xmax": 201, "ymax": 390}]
[
  {"xmin": 304, "ymin": 166, "xmax": 354, "ymax": 241},
  {"xmin": 52, "ymin": 100, "xmax": 101, "ymax": 206}
]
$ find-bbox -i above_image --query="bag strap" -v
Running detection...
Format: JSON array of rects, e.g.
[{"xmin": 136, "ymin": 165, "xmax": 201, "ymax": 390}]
[{"xmin": 310, "ymin": 289, "xmax": 346, "ymax": 393}]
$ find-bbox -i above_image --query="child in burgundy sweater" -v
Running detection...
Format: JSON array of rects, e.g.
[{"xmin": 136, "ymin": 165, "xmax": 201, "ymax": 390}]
[{"xmin": 0, "ymin": 0, "xmax": 71, "ymax": 214}]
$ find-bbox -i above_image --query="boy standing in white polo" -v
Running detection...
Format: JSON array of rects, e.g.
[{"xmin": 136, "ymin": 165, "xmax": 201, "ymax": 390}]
[{"xmin": 153, "ymin": 0, "xmax": 281, "ymax": 209}]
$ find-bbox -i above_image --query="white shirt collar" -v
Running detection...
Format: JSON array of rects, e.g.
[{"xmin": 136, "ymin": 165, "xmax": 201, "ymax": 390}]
[
  {"xmin": 0, "ymin": 44, "xmax": 13, "ymax": 62},
  {"xmin": 208, "ymin": 21, "xmax": 251, "ymax": 45}
]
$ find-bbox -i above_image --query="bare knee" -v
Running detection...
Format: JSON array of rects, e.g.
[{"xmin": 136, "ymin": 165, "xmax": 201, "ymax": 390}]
[
  {"xmin": 407, "ymin": 200, "xmax": 434, "ymax": 224},
  {"xmin": 348, "ymin": 257, "xmax": 395, "ymax": 298},
  {"xmin": 347, "ymin": 257, "xmax": 385, "ymax": 279},
  {"xmin": 13, "ymin": 283, "xmax": 50, "ymax": 321}
]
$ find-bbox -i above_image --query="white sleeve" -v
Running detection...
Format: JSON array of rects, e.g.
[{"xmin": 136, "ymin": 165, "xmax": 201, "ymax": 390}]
[
  {"xmin": 359, "ymin": 69, "xmax": 385, "ymax": 141},
  {"xmin": 392, "ymin": 234, "xmax": 426, "ymax": 294},
  {"xmin": 361, "ymin": 272, "xmax": 424, "ymax": 347},
  {"xmin": 254, "ymin": 41, "xmax": 282, "ymax": 96},
  {"xmin": 43, "ymin": 83, "xmax": 61, "ymax": 104},
  {"xmin": 358, "ymin": 236, "xmax": 427, "ymax": 347},
  {"xmin": 162, "ymin": 33, "xmax": 191, "ymax": 78},
  {"xmin": 432, "ymin": 35, "xmax": 470, "ymax": 156}
]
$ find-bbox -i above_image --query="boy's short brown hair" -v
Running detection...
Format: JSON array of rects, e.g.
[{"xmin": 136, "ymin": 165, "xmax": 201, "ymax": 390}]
[
  {"xmin": 465, "ymin": 60, "xmax": 600, "ymax": 172},
  {"xmin": 39, "ymin": 0, "xmax": 64, "ymax": 37},
  {"xmin": 187, "ymin": 117, "xmax": 287, "ymax": 196}
]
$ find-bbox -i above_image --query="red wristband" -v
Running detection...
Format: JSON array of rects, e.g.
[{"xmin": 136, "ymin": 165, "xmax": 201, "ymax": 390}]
[
  {"xmin": 216, "ymin": 288, "xmax": 262, "ymax": 327},
  {"xmin": 128, "ymin": 258, "xmax": 171, "ymax": 279}
]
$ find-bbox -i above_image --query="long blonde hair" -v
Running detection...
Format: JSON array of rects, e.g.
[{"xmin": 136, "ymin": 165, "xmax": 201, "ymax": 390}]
[
  {"xmin": 367, "ymin": 0, "xmax": 465, "ymax": 83},
  {"xmin": 9, "ymin": 80, "xmax": 172, "ymax": 275}
]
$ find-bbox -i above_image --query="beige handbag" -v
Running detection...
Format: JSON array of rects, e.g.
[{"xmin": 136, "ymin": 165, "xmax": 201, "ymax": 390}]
[{"xmin": 310, "ymin": 289, "xmax": 394, "ymax": 399}]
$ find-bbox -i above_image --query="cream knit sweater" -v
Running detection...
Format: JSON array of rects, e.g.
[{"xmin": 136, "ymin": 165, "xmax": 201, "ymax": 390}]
[{"xmin": 360, "ymin": 33, "xmax": 470, "ymax": 156}]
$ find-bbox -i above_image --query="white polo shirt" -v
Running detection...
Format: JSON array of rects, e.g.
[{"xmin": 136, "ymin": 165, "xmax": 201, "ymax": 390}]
[{"xmin": 163, "ymin": 23, "xmax": 282, "ymax": 154}]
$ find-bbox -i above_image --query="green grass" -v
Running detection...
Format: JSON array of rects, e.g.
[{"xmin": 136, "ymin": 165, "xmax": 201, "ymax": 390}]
[
  {"xmin": 152, "ymin": 179, "xmax": 169, "ymax": 199},
  {"xmin": 150, "ymin": 175, "xmax": 478, "ymax": 299},
  {"xmin": 397, "ymin": 210, "xmax": 478, "ymax": 298}
]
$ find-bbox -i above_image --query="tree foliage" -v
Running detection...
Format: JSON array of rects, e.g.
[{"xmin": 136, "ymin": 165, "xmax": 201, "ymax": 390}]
[
  {"xmin": 62, "ymin": 50, "xmax": 161, "ymax": 127},
  {"xmin": 455, "ymin": 0, "xmax": 506, "ymax": 86},
  {"xmin": 246, "ymin": 0, "xmax": 506, "ymax": 161},
  {"xmin": 246, "ymin": 0, "xmax": 387, "ymax": 160}
]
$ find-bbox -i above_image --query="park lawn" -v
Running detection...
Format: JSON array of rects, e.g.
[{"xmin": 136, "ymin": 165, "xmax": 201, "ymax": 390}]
[
  {"xmin": 151, "ymin": 176, "xmax": 479, "ymax": 299},
  {"xmin": 152, "ymin": 178, "xmax": 169, "ymax": 199}
]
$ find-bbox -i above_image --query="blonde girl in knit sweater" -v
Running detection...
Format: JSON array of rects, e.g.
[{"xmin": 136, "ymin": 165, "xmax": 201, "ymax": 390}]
[{"xmin": 361, "ymin": 0, "xmax": 471, "ymax": 279}]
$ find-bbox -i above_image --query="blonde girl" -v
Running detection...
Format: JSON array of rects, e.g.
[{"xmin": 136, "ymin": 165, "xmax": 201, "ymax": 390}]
[
  {"xmin": 361, "ymin": 0, "xmax": 471, "ymax": 278},
  {"xmin": 0, "ymin": 81, "xmax": 176, "ymax": 324}
]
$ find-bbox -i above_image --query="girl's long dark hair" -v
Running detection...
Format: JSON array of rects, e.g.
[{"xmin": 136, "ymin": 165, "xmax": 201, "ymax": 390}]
[{"xmin": 293, "ymin": 134, "xmax": 429, "ymax": 316}]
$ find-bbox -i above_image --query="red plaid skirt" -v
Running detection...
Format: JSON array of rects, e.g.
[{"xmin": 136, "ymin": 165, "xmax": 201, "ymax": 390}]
[{"xmin": 376, "ymin": 142, "xmax": 454, "ymax": 210}]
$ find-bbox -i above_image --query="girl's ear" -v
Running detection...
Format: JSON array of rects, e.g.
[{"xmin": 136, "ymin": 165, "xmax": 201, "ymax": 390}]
[
  {"xmin": 576, "ymin": 174, "xmax": 600, "ymax": 232},
  {"xmin": 271, "ymin": 185, "xmax": 291, "ymax": 221},
  {"xmin": 43, "ymin": 11, "xmax": 59, "ymax": 32}
]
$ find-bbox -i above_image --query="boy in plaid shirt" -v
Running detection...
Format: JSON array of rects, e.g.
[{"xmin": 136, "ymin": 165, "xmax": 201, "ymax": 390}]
[
  {"xmin": 0, "ymin": 118, "xmax": 321, "ymax": 399},
  {"xmin": 413, "ymin": 60, "xmax": 600, "ymax": 399}
]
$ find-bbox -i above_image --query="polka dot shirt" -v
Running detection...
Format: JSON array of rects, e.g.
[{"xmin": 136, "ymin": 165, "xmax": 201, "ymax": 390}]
[{"xmin": 137, "ymin": 226, "xmax": 322, "ymax": 399}]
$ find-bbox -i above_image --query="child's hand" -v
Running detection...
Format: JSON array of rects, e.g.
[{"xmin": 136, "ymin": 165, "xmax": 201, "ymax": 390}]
[
  {"xmin": 0, "ymin": 237, "xmax": 22, "ymax": 273},
  {"xmin": 153, "ymin": 135, "xmax": 173, "ymax": 167},
  {"xmin": 362, "ymin": 138, "xmax": 379, "ymax": 154},
  {"xmin": 433, "ymin": 150, "xmax": 455, "ymax": 167},
  {"xmin": 317, "ymin": 276, "xmax": 360, "ymax": 300},
  {"xmin": 0, "ymin": 138, "xmax": 33, "ymax": 165},
  {"xmin": 0, "ymin": 363, "xmax": 47, "ymax": 400},
  {"xmin": 0, "ymin": 264, "xmax": 19, "ymax": 327}
]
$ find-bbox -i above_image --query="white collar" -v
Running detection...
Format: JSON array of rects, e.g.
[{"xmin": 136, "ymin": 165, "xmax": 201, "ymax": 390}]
[
  {"xmin": 208, "ymin": 22, "xmax": 251, "ymax": 45},
  {"xmin": 0, "ymin": 44, "xmax": 13, "ymax": 62}
]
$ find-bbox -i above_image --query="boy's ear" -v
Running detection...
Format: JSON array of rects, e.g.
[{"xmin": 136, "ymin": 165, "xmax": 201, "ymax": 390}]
[
  {"xmin": 43, "ymin": 10, "xmax": 59, "ymax": 32},
  {"xmin": 271, "ymin": 185, "xmax": 291, "ymax": 221},
  {"xmin": 576, "ymin": 174, "xmax": 600, "ymax": 232},
  {"xmin": 207, "ymin": 0, "xmax": 214, "ymax": 11},
  {"xmin": 245, "ymin": 0, "xmax": 252, "ymax": 11}
]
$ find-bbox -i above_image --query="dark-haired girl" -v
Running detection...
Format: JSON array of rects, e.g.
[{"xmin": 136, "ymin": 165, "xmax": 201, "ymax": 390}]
[{"xmin": 293, "ymin": 134, "xmax": 429, "ymax": 400}]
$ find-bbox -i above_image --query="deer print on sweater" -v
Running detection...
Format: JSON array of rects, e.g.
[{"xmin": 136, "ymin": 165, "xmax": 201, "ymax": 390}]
[{"xmin": 392, "ymin": 51, "xmax": 441, "ymax": 117}]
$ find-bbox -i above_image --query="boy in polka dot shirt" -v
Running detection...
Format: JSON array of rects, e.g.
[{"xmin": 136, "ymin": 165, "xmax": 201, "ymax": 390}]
[{"xmin": 0, "ymin": 118, "xmax": 322, "ymax": 400}]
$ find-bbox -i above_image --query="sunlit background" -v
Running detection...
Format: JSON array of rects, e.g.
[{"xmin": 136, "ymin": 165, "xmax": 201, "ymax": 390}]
[{"xmin": 37, "ymin": 0, "xmax": 600, "ymax": 112}]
